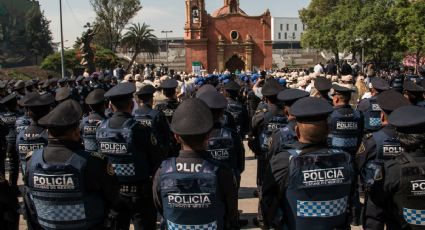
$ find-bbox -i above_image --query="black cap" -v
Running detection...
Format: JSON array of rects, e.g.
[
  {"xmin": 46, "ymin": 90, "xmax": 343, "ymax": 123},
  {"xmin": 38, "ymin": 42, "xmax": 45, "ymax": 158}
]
[
  {"xmin": 136, "ymin": 84, "xmax": 156, "ymax": 95},
  {"xmin": 0, "ymin": 93, "xmax": 17, "ymax": 104},
  {"xmin": 85, "ymin": 89, "xmax": 105, "ymax": 105},
  {"xmin": 42, "ymin": 80, "xmax": 50, "ymax": 88},
  {"xmin": 171, "ymin": 98, "xmax": 213, "ymax": 135},
  {"xmin": 76, "ymin": 76, "xmax": 84, "ymax": 82},
  {"xmin": 160, "ymin": 79, "xmax": 178, "ymax": 89},
  {"xmin": 389, "ymin": 105, "xmax": 425, "ymax": 134},
  {"xmin": 105, "ymin": 82, "xmax": 136, "ymax": 101},
  {"xmin": 20, "ymin": 92, "xmax": 54, "ymax": 107},
  {"xmin": 224, "ymin": 81, "xmax": 241, "ymax": 91},
  {"xmin": 371, "ymin": 77, "xmax": 390, "ymax": 91},
  {"xmin": 277, "ymin": 89, "xmax": 309, "ymax": 105},
  {"xmin": 314, "ymin": 77, "xmax": 332, "ymax": 91},
  {"xmin": 332, "ymin": 84, "xmax": 354, "ymax": 95},
  {"xmin": 403, "ymin": 80, "xmax": 425, "ymax": 93},
  {"xmin": 25, "ymin": 81, "xmax": 35, "ymax": 87},
  {"xmin": 39, "ymin": 99, "xmax": 82, "ymax": 128},
  {"xmin": 58, "ymin": 78, "xmax": 68, "ymax": 84},
  {"xmin": 290, "ymin": 97, "xmax": 333, "ymax": 122},
  {"xmin": 197, "ymin": 90, "xmax": 227, "ymax": 109},
  {"xmin": 377, "ymin": 90, "xmax": 410, "ymax": 114},
  {"xmin": 55, "ymin": 87, "xmax": 72, "ymax": 102},
  {"xmin": 262, "ymin": 79, "xmax": 283, "ymax": 96},
  {"xmin": 196, "ymin": 84, "xmax": 217, "ymax": 98}
]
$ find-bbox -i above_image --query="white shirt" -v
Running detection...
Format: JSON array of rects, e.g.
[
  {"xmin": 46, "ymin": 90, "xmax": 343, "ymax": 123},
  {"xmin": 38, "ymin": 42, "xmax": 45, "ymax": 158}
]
[{"xmin": 314, "ymin": 64, "xmax": 324, "ymax": 74}]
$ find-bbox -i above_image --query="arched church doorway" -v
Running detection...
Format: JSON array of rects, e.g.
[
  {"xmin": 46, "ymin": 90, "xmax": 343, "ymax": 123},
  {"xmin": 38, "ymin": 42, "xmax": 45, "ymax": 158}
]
[{"xmin": 225, "ymin": 55, "xmax": 245, "ymax": 72}]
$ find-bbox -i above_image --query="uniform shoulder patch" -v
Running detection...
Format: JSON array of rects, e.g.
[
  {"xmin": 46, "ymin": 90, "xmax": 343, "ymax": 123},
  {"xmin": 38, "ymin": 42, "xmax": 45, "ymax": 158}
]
[
  {"xmin": 357, "ymin": 142, "xmax": 366, "ymax": 155},
  {"xmin": 26, "ymin": 151, "xmax": 33, "ymax": 160},
  {"xmin": 91, "ymin": 152, "xmax": 105, "ymax": 160},
  {"xmin": 365, "ymin": 133, "xmax": 373, "ymax": 139}
]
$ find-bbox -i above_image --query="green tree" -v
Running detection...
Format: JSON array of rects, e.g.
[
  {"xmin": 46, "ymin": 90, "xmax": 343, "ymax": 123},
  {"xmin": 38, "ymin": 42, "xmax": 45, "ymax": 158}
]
[
  {"xmin": 40, "ymin": 50, "xmax": 81, "ymax": 73},
  {"xmin": 393, "ymin": 0, "xmax": 425, "ymax": 71},
  {"xmin": 299, "ymin": 0, "xmax": 341, "ymax": 62},
  {"xmin": 121, "ymin": 23, "xmax": 159, "ymax": 72},
  {"xmin": 25, "ymin": 6, "xmax": 54, "ymax": 64},
  {"xmin": 90, "ymin": 0, "xmax": 142, "ymax": 52}
]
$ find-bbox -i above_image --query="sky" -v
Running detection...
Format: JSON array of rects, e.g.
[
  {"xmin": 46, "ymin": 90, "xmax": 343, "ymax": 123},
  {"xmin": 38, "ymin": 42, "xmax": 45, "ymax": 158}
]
[{"xmin": 37, "ymin": 0, "xmax": 310, "ymax": 48}]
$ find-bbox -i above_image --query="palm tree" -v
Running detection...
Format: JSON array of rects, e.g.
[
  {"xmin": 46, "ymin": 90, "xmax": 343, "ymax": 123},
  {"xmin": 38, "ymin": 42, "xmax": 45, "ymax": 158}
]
[{"xmin": 121, "ymin": 23, "xmax": 159, "ymax": 72}]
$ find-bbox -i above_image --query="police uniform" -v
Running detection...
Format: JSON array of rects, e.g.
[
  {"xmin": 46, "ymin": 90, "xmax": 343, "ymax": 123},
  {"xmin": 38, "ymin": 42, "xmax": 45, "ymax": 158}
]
[
  {"xmin": 80, "ymin": 89, "xmax": 106, "ymax": 152},
  {"xmin": 24, "ymin": 99, "xmax": 120, "ymax": 230},
  {"xmin": 364, "ymin": 106, "xmax": 425, "ymax": 229},
  {"xmin": 224, "ymin": 81, "xmax": 250, "ymax": 139},
  {"xmin": 134, "ymin": 84, "xmax": 171, "ymax": 156},
  {"xmin": 357, "ymin": 77, "xmax": 391, "ymax": 132},
  {"xmin": 250, "ymin": 79, "xmax": 285, "ymax": 227},
  {"xmin": 268, "ymin": 89, "xmax": 309, "ymax": 160},
  {"xmin": 152, "ymin": 98, "xmax": 239, "ymax": 230},
  {"xmin": 0, "ymin": 174, "xmax": 19, "ymax": 230},
  {"xmin": 262, "ymin": 97, "xmax": 355, "ymax": 230},
  {"xmin": 0, "ymin": 93, "xmax": 22, "ymax": 190},
  {"xmin": 97, "ymin": 82, "xmax": 161, "ymax": 229},
  {"xmin": 155, "ymin": 79, "xmax": 181, "ymax": 155}
]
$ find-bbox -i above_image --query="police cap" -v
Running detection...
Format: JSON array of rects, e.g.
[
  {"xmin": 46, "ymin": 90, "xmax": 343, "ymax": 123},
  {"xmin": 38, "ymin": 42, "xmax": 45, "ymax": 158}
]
[
  {"xmin": 58, "ymin": 78, "xmax": 68, "ymax": 84},
  {"xmin": 21, "ymin": 92, "xmax": 54, "ymax": 107},
  {"xmin": 171, "ymin": 98, "xmax": 213, "ymax": 135},
  {"xmin": 377, "ymin": 90, "xmax": 410, "ymax": 114},
  {"xmin": 262, "ymin": 79, "xmax": 283, "ymax": 96},
  {"xmin": 290, "ymin": 97, "xmax": 333, "ymax": 122},
  {"xmin": 314, "ymin": 77, "xmax": 332, "ymax": 92},
  {"xmin": 332, "ymin": 84, "xmax": 354, "ymax": 96},
  {"xmin": 39, "ymin": 99, "xmax": 82, "ymax": 128},
  {"xmin": 224, "ymin": 81, "xmax": 241, "ymax": 91},
  {"xmin": 196, "ymin": 84, "xmax": 217, "ymax": 98},
  {"xmin": 135, "ymin": 84, "xmax": 156, "ymax": 95},
  {"xmin": 76, "ymin": 75, "xmax": 84, "ymax": 82},
  {"xmin": 389, "ymin": 105, "xmax": 425, "ymax": 134},
  {"xmin": 104, "ymin": 82, "xmax": 135, "ymax": 101},
  {"xmin": 25, "ymin": 80, "xmax": 35, "ymax": 88},
  {"xmin": 403, "ymin": 80, "xmax": 425, "ymax": 93},
  {"xmin": 85, "ymin": 89, "xmax": 105, "ymax": 105},
  {"xmin": 0, "ymin": 93, "xmax": 17, "ymax": 104},
  {"xmin": 277, "ymin": 89, "xmax": 309, "ymax": 105},
  {"xmin": 160, "ymin": 79, "xmax": 178, "ymax": 89},
  {"xmin": 197, "ymin": 90, "xmax": 227, "ymax": 109},
  {"xmin": 55, "ymin": 87, "xmax": 72, "ymax": 102},
  {"xmin": 371, "ymin": 77, "xmax": 390, "ymax": 91}
]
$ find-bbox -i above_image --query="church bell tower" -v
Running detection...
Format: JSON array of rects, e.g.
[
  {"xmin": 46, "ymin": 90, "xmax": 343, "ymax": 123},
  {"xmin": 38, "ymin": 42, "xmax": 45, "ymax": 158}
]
[{"xmin": 184, "ymin": 0, "xmax": 206, "ymax": 40}]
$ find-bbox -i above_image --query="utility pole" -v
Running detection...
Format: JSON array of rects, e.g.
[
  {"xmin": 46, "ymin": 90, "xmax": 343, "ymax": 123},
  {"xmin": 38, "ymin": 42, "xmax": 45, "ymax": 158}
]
[
  {"xmin": 59, "ymin": 0, "xmax": 65, "ymax": 78},
  {"xmin": 161, "ymin": 30, "xmax": 173, "ymax": 65}
]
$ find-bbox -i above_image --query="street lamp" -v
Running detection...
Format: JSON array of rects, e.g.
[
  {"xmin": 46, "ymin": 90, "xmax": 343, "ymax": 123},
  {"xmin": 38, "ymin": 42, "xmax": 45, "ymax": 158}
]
[
  {"xmin": 59, "ymin": 0, "xmax": 65, "ymax": 78},
  {"xmin": 355, "ymin": 38, "xmax": 371, "ymax": 67},
  {"xmin": 290, "ymin": 34, "xmax": 296, "ymax": 54},
  {"xmin": 161, "ymin": 30, "xmax": 173, "ymax": 65}
]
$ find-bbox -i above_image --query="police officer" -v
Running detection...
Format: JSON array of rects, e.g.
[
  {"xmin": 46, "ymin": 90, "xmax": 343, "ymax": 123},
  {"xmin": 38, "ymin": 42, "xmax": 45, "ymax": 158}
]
[
  {"xmin": 134, "ymin": 84, "xmax": 170, "ymax": 157},
  {"xmin": 223, "ymin": 81, "xmax": 249, "ymax": 139},
  {"xmin": 97, "ymin": 82, "xmax": 161, "ymax": 229},
  {"xmin": 0, "ymin": 93, "xmax": 22, "ymax": 193},
  {"xmin": 268, "ymin": 89, "xmax": 309, "ymax": 160},
  {"xmin": 357, "ymin": 77, "xmax": 390, "ymax": 132},
  {"xmin": 262, "ymin": 97, "xmax": 355, "ymax": 229},
  {"xmin": 250, "ymin": 78, "xmax": 285, "ymax": 228},
  {"xmin": 0, "ymin": 174, "xmax": 19, "ymax": 230},
  {"xmin": 24, "ymin": 99, "xmax": 120, "ymax": 230},
  {"xmin": 313, "ymin": 77, "xmax": 333, "ymax": 104},
  {"xmin": 391, "ymin": 73, "xmax": 404, "ymax": 93},
  {"xmin": 80, "ymin": 89, "xmax": 106, "ymax": 152},
  {"xmin": 403, "ymin": 80, "xmax": 425, "ymax": 107},
  {"xmin": 363, "ymin": 105, "xmax": 425, "ymax": 229},
  {"xmin": 154, "ymin": 78, "xmax": 180, "ymax": 124},
  {"xmin": 152, "ymin": 98, "xmax": 239, "ymax": 230},
  {"xmin": 55, "ymin": 87, "xmax": 72, "ymax": 104}
]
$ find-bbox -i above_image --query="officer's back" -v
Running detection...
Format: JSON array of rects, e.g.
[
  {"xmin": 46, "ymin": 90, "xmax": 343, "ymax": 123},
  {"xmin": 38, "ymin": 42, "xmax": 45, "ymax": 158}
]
[
  {"xmin": 262, "ymin": 97, "xmax": 354, "ymax": 230},
  {"xmin": 24, "ymin": 100, "xmax": 120, "ymax": 230},
  {"xmin": 153, "ymin": 99, "xmax": 238, "ymax": 230}
]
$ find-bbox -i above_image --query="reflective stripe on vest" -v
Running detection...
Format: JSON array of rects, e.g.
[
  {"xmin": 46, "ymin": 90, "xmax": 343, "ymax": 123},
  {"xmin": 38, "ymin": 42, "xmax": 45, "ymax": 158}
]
[{"xmin": 297, "ymin": 196, "xmax": 348, "ymax": 217}]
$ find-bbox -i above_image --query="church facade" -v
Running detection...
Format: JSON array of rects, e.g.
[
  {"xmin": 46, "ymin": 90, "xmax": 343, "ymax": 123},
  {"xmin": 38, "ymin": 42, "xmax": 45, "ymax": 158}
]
[{"xmin": 184, "ymin": 0, "xmax": 272, "ymax": 73}]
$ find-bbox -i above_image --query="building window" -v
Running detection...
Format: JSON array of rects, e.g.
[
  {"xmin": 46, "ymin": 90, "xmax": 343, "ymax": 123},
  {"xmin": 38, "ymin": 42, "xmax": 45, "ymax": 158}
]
[
  {"xmin": 286, "ymin": 24, "xmax": 289, "ymax": 31},
  {"xmin": 292, "ymin": 32, "xmax": 296, "ymax": 39},
  {"xmin": 280, "ymin": 24, "xmax": 283, "ymax": 31},
  {"xmin": 284, "ymin": 32, "xmax": 287, "ymax": 39},
  {"xmin": 278, "ymin": 33, "xmax": 281, "ymax": 39},
  {"xmin": 294, "ymin": 24, "xmax": 297, "ymax": 31}
]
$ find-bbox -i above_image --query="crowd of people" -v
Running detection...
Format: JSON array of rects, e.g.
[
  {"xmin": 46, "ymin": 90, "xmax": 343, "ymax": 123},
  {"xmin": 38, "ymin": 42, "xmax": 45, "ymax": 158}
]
[{"xmin": 0, "ymin": 61, "xmax": 424, "ymax": 230}]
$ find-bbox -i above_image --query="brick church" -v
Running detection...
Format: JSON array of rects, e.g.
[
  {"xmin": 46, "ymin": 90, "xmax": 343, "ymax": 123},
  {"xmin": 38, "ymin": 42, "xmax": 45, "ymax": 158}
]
[{"xmin": 184, "ymin": 0, "xmax": 272, "ymax": 73}]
